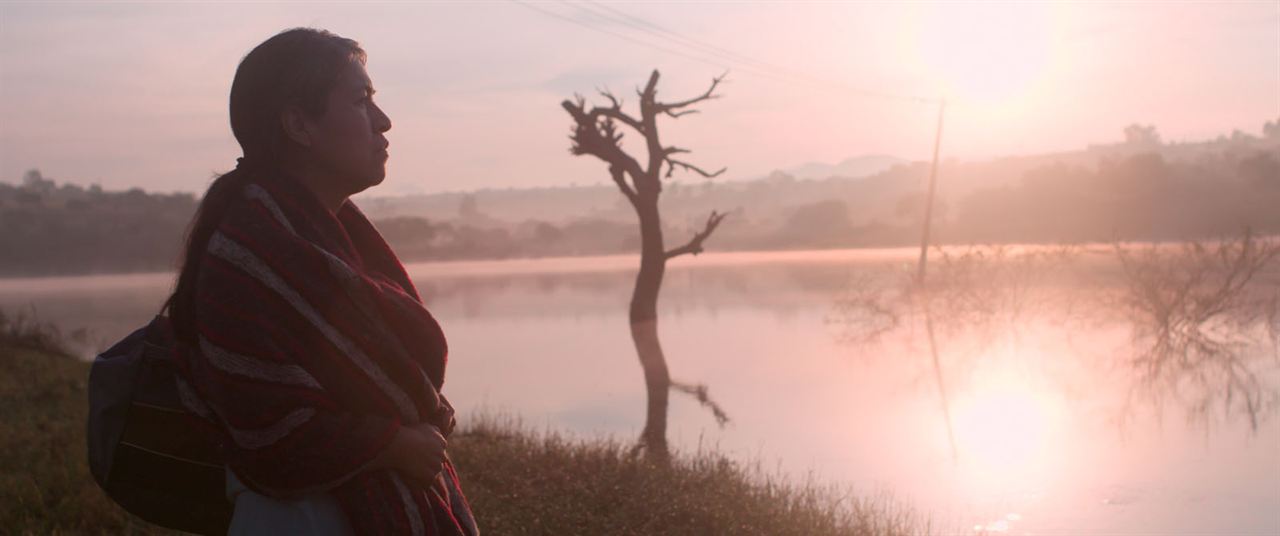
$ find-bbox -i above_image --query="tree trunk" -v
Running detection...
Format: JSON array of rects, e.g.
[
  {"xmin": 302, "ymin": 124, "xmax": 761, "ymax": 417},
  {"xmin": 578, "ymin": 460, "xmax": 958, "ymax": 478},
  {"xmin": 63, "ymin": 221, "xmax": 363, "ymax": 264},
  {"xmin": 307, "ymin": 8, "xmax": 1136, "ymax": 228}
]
[{"xmin": 630, "ymin": 197, "xmax": 671, "ymax": 459}]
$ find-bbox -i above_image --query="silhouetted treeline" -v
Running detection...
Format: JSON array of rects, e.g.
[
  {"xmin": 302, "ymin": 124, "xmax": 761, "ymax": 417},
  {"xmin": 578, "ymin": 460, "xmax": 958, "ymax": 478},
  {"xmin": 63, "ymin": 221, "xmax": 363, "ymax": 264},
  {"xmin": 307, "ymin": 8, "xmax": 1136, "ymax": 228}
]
[
  {"xmin": 949, "ymin": 149, "xmax": 1280, "ymax": 243},
  {"xmin": 0, "ymin": 171, "xmax": 642, "ymax": 276},
  {"xmin": 0, "ymin": 171, "xmax": 196, "ymax": 276},
  {"xmin": 2, "ymin": 123, "xmax": 1277, "ymax": 277},
  {"xmin": 371, "ymin": 215, "xmax": 639, "ymax": 261},
  {"xmin": 746, "ymin": 123, "xmax": 1280, "ymax": 248},
  {"xmin": 361, "ymin": 122, "xmax": 1280, "ymax": 253}
]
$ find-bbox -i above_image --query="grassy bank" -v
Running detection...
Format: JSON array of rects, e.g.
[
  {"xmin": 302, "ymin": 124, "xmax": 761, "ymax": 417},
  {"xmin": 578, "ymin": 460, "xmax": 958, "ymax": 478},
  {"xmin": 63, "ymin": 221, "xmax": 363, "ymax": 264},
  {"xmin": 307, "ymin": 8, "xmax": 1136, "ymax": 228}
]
[
  {"xmin": 450, "ymin": 415, "xmax": 923, "ymax": 536},
  {"xmin": 0, "ymin": 335, "xmax": 161, "ymax": 533},
  {"xmin": 0, "ymin": 312, "xmax": 925, "ymax": 535}
]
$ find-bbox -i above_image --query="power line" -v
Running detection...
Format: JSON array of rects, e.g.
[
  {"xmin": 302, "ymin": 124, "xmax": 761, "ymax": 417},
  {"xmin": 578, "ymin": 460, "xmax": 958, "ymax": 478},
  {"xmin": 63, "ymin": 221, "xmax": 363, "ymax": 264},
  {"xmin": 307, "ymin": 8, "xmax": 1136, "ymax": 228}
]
[
  {"xmin": 577, "ymin": 0, "xmax": 931, "ymax": 103},
  {"xmin": 562, "ymin": 1, "xmax": 803, "ymax": 85},
  {"xmin": 573, "ymin": 1, "xmax": 772, "ymax": 71},
  {"xmin": 509, "ymin": 0, "xmax": 796, "ymax": 86},
  {"xmin": 549, "ymin": 0, "xmax": 939, "ymax": 105}
]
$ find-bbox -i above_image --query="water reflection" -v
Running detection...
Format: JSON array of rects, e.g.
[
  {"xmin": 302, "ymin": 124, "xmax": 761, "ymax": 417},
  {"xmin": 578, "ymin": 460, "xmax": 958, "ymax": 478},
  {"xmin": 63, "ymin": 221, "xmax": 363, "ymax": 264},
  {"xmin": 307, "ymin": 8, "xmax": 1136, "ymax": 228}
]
[
  {"xmin": 827, "ymin": 239, "xmax": 1280, "ymax": 434},
  {"xmin": 1, "ymin": 246, "xmax": 1276, "ymax": 534},
  {"xmin": 1110, "ymin": 234, "xmax": 1280, "ymax": 431}
]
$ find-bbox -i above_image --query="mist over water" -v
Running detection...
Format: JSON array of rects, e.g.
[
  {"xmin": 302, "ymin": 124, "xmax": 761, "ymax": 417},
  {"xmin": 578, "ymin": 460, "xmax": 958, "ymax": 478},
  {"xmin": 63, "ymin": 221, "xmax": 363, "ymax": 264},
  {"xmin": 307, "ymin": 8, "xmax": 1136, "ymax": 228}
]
[{"xmin": 2, "ymin": 246, "xmax": 1277, "ymax": 535}]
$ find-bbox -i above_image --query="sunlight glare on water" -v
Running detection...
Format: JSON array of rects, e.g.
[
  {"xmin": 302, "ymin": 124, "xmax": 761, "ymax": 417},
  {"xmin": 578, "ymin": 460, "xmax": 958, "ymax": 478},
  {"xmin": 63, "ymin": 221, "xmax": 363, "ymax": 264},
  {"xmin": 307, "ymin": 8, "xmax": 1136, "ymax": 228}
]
[{"xmin": 952, "ymin": 368, "xmax": 1064, "ymax": 499}]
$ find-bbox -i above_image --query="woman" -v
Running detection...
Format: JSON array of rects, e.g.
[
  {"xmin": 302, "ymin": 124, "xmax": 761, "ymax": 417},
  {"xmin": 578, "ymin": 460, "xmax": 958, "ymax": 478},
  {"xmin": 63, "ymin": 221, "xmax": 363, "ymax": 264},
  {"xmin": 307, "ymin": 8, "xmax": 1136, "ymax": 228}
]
[{"xmin": 163, "ymin": 27, "xmax": 479, "ymax": 535}]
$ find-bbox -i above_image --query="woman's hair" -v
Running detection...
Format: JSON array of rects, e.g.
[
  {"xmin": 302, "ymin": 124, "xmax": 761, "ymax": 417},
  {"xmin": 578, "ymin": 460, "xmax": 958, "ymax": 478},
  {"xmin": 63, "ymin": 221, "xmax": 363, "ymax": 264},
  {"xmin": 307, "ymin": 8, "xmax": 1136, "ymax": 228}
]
[{"xmin": 163, "ymin": 27, "xmax": 365, "ymax": 347}]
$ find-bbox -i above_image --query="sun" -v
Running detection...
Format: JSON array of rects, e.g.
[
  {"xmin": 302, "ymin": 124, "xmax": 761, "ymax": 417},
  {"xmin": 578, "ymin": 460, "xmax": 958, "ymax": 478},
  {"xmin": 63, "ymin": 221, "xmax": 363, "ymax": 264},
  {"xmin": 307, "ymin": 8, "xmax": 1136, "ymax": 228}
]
[{"xmin": 906, "ymin": 3, "xmax": 1060, "ymax": 105}]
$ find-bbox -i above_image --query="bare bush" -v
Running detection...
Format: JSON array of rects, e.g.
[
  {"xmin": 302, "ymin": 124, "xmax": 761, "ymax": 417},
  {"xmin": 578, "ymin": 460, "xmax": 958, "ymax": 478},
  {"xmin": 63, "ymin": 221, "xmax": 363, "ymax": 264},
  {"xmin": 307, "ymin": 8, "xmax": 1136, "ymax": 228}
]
[{"xmin": 828, "ymin": 244, "xmax": 1084, "ymax": 346}]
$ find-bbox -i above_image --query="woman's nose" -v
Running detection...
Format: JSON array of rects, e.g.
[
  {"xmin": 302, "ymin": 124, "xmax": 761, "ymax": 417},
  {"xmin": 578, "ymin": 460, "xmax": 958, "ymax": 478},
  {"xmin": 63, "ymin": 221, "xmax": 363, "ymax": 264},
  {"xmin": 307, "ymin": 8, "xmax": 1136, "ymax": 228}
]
[{"xmin": 373, "ymin": 103, "xmax": 391, "ymax": 133}]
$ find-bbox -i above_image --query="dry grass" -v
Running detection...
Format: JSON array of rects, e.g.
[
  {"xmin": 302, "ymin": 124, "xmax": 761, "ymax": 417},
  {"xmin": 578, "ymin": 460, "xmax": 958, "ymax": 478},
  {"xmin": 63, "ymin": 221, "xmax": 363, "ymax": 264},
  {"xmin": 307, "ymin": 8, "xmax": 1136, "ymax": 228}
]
[
  {"xmin": 450, "ymin": 413, "xmax": 927, "ymax": 536},
  {"xmin": 1, "ymin": 309, "xmax": 925, "ymax": 535}
]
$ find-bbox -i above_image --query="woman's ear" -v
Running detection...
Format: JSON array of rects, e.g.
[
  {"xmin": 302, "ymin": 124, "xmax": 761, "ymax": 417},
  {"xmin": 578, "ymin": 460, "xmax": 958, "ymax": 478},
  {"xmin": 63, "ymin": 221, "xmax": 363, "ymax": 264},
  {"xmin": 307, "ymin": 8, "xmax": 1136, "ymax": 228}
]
[{"xmin": 280, "ymin": 104, "xmax": 313, "ymax": 148}]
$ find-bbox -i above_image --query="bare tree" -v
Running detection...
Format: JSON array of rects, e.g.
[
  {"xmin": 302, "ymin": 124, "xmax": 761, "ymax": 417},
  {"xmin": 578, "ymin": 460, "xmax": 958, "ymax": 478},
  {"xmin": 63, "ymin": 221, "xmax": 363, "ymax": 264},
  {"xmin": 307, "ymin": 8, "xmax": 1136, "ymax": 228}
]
[{"xmin": 561, "ymin": 69, "xmax": 730, "ymax": 459}]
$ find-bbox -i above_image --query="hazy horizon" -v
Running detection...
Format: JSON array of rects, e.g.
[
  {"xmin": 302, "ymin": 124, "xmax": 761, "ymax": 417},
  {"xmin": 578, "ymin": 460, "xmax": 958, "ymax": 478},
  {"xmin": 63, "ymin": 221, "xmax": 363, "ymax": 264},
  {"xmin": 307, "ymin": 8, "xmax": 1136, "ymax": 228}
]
[{"xmin": 2, "ymin": 2, "xmax": 1276, "ymax": 199}]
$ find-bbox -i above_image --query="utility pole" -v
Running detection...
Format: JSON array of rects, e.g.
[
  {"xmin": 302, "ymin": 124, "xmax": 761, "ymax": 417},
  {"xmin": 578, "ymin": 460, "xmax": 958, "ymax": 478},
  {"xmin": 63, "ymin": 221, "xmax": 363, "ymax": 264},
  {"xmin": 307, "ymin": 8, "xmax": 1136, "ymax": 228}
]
[
  {"xmin": 916, "ymin": 99, "xmax": 946, "ymax": 283},
  {"xmin": 914, "ymin": 99, "xmax": 957, "ymax": 463}
]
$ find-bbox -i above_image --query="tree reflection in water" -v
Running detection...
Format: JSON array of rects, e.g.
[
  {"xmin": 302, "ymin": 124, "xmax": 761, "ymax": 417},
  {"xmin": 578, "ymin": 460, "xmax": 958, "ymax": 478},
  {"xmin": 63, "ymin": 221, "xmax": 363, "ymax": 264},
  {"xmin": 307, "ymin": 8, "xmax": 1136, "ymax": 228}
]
[
  {"xmin": 1112, "ymin": 230, "xmax": 1280, "ymax": 431},
  {"xmin": 828, "ymin": 232, "xmax": 1280, "ymax": 434}
]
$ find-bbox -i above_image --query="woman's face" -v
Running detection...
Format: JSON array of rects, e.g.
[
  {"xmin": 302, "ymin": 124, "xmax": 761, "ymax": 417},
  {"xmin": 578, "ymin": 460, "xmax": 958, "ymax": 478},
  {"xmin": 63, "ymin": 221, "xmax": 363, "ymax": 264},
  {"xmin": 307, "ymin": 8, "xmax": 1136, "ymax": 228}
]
[{"xmin": 302, "ymin": 60, "xmax": 392, "ymax": 195}]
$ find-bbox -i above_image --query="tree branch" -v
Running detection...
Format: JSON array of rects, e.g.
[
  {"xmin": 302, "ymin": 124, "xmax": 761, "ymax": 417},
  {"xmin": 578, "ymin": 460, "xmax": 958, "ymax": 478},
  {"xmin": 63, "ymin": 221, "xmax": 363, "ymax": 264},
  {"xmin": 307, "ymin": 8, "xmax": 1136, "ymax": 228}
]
[
  {"xmin": 671, "ymin": 379, "xmax": 730, "ymax": 426},
  {"xmin": 610, "ymin": 163, "xmax": 637, "ymax": 205},
  {"xmin": 655, "ymin": 70, "xmax": 728, "ymax": 115},
  {"xmin": 665, "ymin": 210, "xmax": 727, "ymax": 260},
  {"xmin": 588, "ymin": 87, "xmax": 644, "ymax": 132},
  {"xmin": 665, "ymin": 108, "xmax": 700, "ymax": 119},
  {"xmin": 666, "ymin": 158, "xmax": 726, "ymax": 179}
]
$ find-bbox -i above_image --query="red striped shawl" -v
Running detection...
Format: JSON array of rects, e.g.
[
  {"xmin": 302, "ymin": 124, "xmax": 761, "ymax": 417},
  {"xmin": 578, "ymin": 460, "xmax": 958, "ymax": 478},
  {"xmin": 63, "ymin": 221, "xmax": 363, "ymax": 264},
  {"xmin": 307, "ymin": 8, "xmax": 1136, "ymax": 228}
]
[{"xmin": 172, "ymin": 168, "xmax": 478, "ymax": 535}]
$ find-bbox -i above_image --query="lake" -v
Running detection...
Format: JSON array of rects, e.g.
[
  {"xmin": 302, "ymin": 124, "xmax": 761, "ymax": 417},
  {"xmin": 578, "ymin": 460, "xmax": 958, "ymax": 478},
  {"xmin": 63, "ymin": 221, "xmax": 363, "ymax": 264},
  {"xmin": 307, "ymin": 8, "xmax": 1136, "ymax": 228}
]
[{"xmin": 2, "ymin": 246, "xmax": 1277, "ymax": 535}]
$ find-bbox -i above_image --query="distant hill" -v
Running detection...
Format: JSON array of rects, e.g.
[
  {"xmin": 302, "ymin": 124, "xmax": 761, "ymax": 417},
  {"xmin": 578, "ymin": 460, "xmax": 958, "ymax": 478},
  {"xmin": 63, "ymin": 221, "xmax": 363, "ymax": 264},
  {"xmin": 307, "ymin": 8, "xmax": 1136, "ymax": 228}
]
[
  {"xmin": 354, "ymin": 154, "xmax": 908, "ymax": 226},
  {"xmin": 3, "ymin": 121, "xmax": 1278, "ymax": 277},
  {"xmin": 355, "ymin": 125, "xmax": 1279, "ymax": 238},
  {"xmin": 782, "ymin": 154, "xmax": 906, "ymax": 180}
]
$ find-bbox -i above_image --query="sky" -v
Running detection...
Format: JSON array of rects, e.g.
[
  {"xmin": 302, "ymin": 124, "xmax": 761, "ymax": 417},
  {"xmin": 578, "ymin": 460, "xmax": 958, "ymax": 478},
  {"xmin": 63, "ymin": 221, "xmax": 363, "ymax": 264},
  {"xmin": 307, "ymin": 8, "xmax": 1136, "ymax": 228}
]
[{"xmin": 1, "ymin": 1, "xmax": 1276, "ymax": 198}]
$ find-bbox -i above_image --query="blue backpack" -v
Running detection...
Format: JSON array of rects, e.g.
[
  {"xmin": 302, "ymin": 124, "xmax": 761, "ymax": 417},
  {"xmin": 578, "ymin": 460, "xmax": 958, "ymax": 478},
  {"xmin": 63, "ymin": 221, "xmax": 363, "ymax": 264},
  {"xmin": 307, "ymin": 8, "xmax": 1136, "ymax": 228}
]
[{"xmin": 86, "ymin": 312, "xmax": 232, "ymax": 534}]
